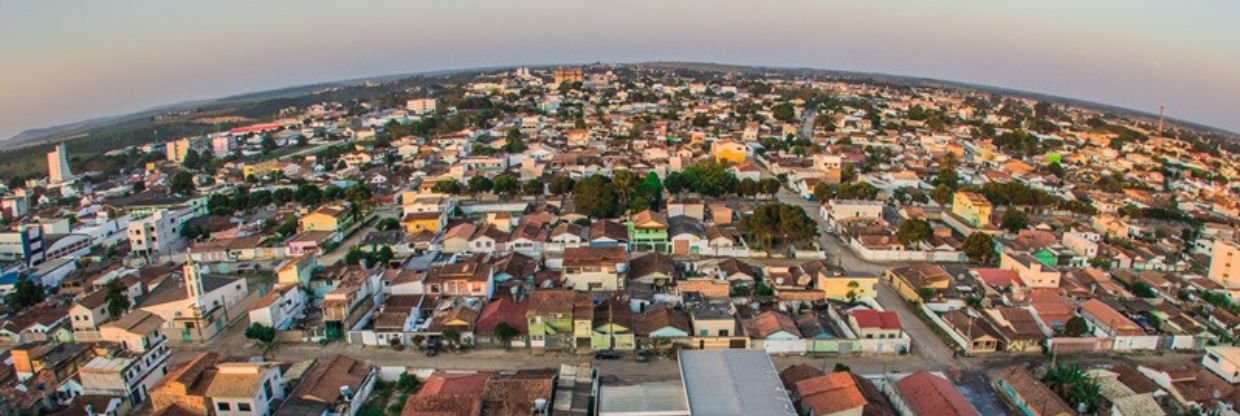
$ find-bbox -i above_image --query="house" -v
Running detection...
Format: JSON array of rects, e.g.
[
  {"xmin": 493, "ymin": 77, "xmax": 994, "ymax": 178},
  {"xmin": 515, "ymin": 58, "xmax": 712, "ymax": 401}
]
[
  {"xmin": 981, "ymin": 307, "xmax": 1045, "ymax": 353},
  {"xmin": 150, "ymin": 352, "xmax": 285, "ymax": 416},
  {"xmin": 628, "ymin": 210, "xmax": 669, "ymax": 253},
  {"xmin": 822, "ymin": 199, "xmax": 884, "ymax": 232},
  {"xmin": 0, "ymin": 301, "xmax": 72, "ymax": 344},
  {"xmin": 1202, "ymin": 346, "xmax": 1240, "ymax": 384},
  {"xmin": 636, "ymin": 304, "xmax": 691, "ymax": 341},
  {"xmin": 891, "ymin": 371, "xmax": 979, "ymax": 416},
  {"xmin": 589, "ymin": 220, "xmax": 629, "ymax": 249},
  {"xmin": 1080, "ymin": 299, "xmax": 1158, "ymax": 351},
  {"xmin": 1000, "ymin": 250, "xmax": 1061, "ymax": 288},
  {"xmin": 248, "ymin": 283, "xmax": 307, "ymax": 330},
  {"xmin": 942, "ymin": 310, "xmax": 1002, "ymax": 353},
  {"xmin": 743, "ymin": 311, "xmax": 802, "ymax": 353},
  {"xmin": 562, "ymin": 246, "xmax": 628, "ymax": 291},
  {"xmin": 423, "ymin": 257, "xmax": 493, "ymax": 298},
  {"xmin": 628, "ymin": 252, "xmax": 676, "ymax": 288},
  {"xmin": 793, "ymin": 372, "xmax": 868, "ymax": 416},
  {"xmin": 275, "ymin": 355, "xmax": 376, "ymax": 416},
  {"xmin": 81, "ymin": 310, "xmax": 169, "ymax": 406},
  {"xmin": 951, "ymin": 191, "xmax": 993, "ymax": 228},
  {"xmin": 711, "ymin": 139, "xmax": 748, "ymax": 164},
  {"xmin": 474, "ymin": 296, "xmax": 528, "ymax": 348},
  {"xmin": 887, "ymin": 263, "xmax": 951, "ymax": 302},
  {"xmin": 276, "ymin": 255, "xmax": 317, "ymax": 286},
  {"xmin": 298, "ymin": 205, "xmax": 354, "ymax": 233},
  {"xmin": 69, "ymin": 289, "xmax": 112, "ymax": 341},
  {"xmin": 688, "ymin": 301, "xmax": 742, "ymax": 349},
  {"xmin": 668, "ymin": 216, "xmax": 707, "ymax": 256},
  {"xmin": 805, "ymin": 261, "xmax": 878, "ymax": 301},
  {"xmin": 846, "ymin": 309, "xmax": 909, "ymax": 354},
  {"xmin": 402, "ymin": 211, "xmax": 446, "ymax": 235},
  {"xmin": 592, "ymin": 297, "xmax": 637, "ymax": 351},
  {"xmin": 526, "ymin": 290, "xmax": 592, "ymax": 351},
  {"xmin": 994, "ymin": 366, "xmax": 1074, "ymax": 416}
]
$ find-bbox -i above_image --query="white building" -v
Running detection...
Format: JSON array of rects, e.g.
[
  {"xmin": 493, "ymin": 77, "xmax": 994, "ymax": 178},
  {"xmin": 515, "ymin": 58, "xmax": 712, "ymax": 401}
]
[
  {"xmin": 1203, "ymin": 346, "xmax": 1240, "ymax": 384},
  {"xmin": 405, "ymin": 98, "xmax": 437, "ymax": 115},
  {"xmin": 47, "ymin": 143, "xmax": 73, "ymax": 184},
  {"xmin": 81, "ymin": 310, "xmax": 170, "ymax": 406},
  {"xmin": 128, "ymin": 208, "xmax": 193, "ymax": 259}
]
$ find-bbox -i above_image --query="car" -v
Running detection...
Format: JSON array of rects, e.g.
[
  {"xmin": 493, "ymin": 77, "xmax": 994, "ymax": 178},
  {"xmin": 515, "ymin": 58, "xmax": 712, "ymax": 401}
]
[
  {"xmin": 426, "ymin": 338, "xmax": 441, "ymax": 357},
  {"xmin": 635, "ymin": 349, "xmax": 650, "ymax": 362},
  {"xmin": 594, "ymin": 350, "xmax": 621, "ymax": 360}
]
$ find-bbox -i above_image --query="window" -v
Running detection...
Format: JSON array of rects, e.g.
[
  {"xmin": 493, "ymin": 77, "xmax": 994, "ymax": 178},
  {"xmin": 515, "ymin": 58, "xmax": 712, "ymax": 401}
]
[
  {"xmin": 218, "ymin": 402, "xmax": 231, "ymax": 411},
  {"xmin": 238, "ymin": 403, "xmax": 252, "ymax": 412},
  {"xmin": 719, "ymin": 329, "xmax": 728, "ymax": 337}
]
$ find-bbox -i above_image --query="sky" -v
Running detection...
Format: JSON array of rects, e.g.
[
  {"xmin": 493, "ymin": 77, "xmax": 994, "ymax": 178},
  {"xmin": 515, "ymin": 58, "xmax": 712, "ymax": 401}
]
[{"xmin": 2, "ymin": 0, "xmax": 1239, "ymax": 141}]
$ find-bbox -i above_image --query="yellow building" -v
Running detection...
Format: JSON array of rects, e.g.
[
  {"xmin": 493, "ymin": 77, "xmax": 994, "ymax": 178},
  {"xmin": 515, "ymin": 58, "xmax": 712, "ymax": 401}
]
[
  {"xmin": 277, "ymin": 254, "xmax": 317, "ymax": 286},
  {"xmin": 1210, "ymin": 239, "xmax": 1240, "ymax": 295},
  {"xmin": 887, "ymin": 263, "xmax": 951, "ymax": 302},
  {"xmin": 402, "ymin": 211, "xmax": 445, "ymax": 234},
  {"xmin": 298, "ymin": 205, "xmax": 352, "ymax": 233},
  {"xmin": 952, "ymin": 191, "xmax": 993, "ymax": 228},
  {"xmin": 711, "ymin": 139, "xmax": 747, "ymax": 164},
  {"xmin": 242, "ymin": 160, "xmax": 287, "ymax": 179},
  {"xmin": 818, "ymin": 273, "xmax": 879, "ymax": 301}
]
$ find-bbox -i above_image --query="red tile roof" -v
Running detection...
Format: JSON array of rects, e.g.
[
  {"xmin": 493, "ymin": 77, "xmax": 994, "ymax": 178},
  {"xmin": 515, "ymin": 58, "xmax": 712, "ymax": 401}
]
[
  {"xmin": 849, "ymin": 309, "xmax": 902, "ymax": 331},
  {"xmin": 894, "ymin": 371, "xmax": 978, "ymax": 416}
]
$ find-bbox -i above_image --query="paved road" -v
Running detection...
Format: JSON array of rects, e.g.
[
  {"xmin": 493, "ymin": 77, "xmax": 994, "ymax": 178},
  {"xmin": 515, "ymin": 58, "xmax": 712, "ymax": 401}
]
[{"xmin": 318, "ymin": 205, "xmax": 401, "ymax": 265}]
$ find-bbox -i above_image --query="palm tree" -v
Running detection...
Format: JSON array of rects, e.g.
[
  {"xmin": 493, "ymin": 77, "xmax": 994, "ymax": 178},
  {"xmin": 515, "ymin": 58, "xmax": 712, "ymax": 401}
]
[
  {"xmin": 612, "ymin": 171, "xmax": 639, "ymax": 213},
  {"xmin": 1041, "ymin": 364, "xmax": 1102, "ymax": 413}
]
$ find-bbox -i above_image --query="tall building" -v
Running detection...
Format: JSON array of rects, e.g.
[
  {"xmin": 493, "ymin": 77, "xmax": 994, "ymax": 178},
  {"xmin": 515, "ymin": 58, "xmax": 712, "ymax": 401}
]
[
  {"xmin": 1209, "ymin": 239, "xmax": 1240, "ymax": 295},
  {"xmin": 554, "ymin": 68, "xmax": 583, "ymax": 85},
  {"xmin": 47, "ymin": 143, "xmax": 72, "ymax": 184},
  {"xmin": 166, "ymin": 138, "xmax": 191, "ymax": 163}
]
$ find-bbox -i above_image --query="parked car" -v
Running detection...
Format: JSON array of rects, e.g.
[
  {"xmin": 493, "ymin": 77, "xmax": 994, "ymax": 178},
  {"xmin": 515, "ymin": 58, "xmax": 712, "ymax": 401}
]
[
  {"xmin": 594, "ymin": 350, "xmax": 621, "ymax": 360},
  {"xmin": 635, "ymin": 349, "xmax": 650, "ymax": 362},
  {"xmin": 426, "ymin": 338, "xmax": 441, "ymax": 357}
]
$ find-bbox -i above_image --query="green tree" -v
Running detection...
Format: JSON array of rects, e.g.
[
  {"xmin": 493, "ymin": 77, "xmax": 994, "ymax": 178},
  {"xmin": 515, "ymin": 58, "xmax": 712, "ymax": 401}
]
[
  {"xmin": 1063, "ymin": 316, "xmax": 1090, "ymax": 337},
  {"xmin": 244, "ymin": 323, "xmax": 280, "ymax": 358},
  {"xmin": 759, "ymin": 178, "xmax": 782, "ymax": 198},
  {"xmin": 930, "ymin": 184, "xmax": 954, "ymax": 205},
  {"xmin": 493, "ymin": 322, "xmax": 518, "ymax": 350},
  {"xmin": 503, "ymin": 129, "xmax": 527, "ymax": 153},
  {"xmin": 491, "ymin": 174, "xmax": 520, "ymax": 199},
  {"xmin": 612, "ymin": 170, "xmax": 640, "ymax": 211},
  {"xmin": 813, "ymin": 182, "xmax": 835, "ymax": 201},
  {"xmin": 629, "ymin": 172, "xmax": 664, "ymax": 212},
  {"xmin": 104, "ymin": 279, "xmax": 130, "ymax": 320},
  {"xmin": 896, "ymin": 219, "xmax": 932, "ymax": 247},
  {"xmin": 1041, "ymin": 364, "xmax": 1102, "ymax": 413},
  {"xmin": 548, "ymin": 176, "xmax": 575, "ymax": 196},
  {"xmin": 468, "ymin": 175, "xmax": 494, "ymax": 195},
  {"xmin": 4, "ymin": 275, "xmax": 44, "ymax": 311},
  {"xmin": 1000, "ymin": 208, "xmax": 1029, "ymax": 233},
  {"xmin": 170, "ymin": 171, "xmax": 195, "ymax": 195},
  {"xmin": 432, "ymin": 180, "xmax": 462, "ymax": 194},
  {"xmin": 663, "ymin": 172, "xmax": 688, "ymax": 195},
  {"xmin": 772, "ymin": 103, "xmax": 796, "ymax": 122},
  {"xmin": 261, "ymin": 136, "xmax": 277, "ymax": 152},
  {"xmin": 181, "ymin": 149, "xmax": 201, "ymax": 170},
  {"xmin": 522, "ymin": 179, "xmax": 543, "ymax": 196},
  {"xmin": 962, "ymin": 233, "xmax": 996, "ymax": 264},
  {"xmin": 1131, "ymin": 281, "xmax": 1157, "ymax": 298},
  {"xmin": 572, "ymin": 175, "xmax": 620, "ymax": 218},
  {"xmin": 376, "ymin": 217, "xmax": 401, "ymax": 231}
]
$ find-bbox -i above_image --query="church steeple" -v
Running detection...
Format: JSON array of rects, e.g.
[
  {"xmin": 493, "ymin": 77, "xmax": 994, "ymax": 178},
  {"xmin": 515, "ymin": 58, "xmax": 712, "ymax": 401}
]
[{"xmin": 183, "ymin": 259, "xmax": 206, "ymax": 310}]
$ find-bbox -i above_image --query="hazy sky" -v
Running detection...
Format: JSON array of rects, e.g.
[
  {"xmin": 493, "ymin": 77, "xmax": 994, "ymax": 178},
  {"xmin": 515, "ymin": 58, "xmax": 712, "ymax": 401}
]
[{"xmin": 2, "ymin": 0, "xmax": 1238, "ymax": 141}]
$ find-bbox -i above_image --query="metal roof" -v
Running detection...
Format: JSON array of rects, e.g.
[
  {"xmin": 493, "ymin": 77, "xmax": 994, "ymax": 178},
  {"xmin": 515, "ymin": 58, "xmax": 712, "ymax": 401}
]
[{"xmin": 677, "ymin": 350, "xmax": 796, "ymax": 416}]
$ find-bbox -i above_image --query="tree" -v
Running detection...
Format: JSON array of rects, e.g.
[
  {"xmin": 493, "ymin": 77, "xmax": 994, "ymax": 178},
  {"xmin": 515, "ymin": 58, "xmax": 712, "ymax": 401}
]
[
  {"xmin": 739, "ymin": 203, "xmax": 818, "ymax": 252},
  {"xmin": 934, "ymin": 153, "xmax": 960, "ymax": 189},
  {"xmin": 738, "ymin": 178, "xmax": 759, "ymax": 199},
  {"xmin": 522, "ymin": 179, "xmax": 543, "ymax": 197},
  {"xmin": 503, "ymin": 129, "xmax": 527, "ymax": 153},
  {"xmin": 612, "ymin": 170, "xmax": 640, "ymax": 211},
  {"xmin": 896, "ymin": 219, "xmax": 932, "ymax": 247},
  {"xmin": 181, "ymin": 149, "xmax": 201, "ymax": 170},
  {"xmin": 1000, "ymin": 208, "xmax": 1029, "ymax": 233},
  {"xmin": 244, "ymin": 323, "xmax": 280, "ymax": 358},
  {"xmin": 1041, "ymin": 364, "xmax": 1103, "ymax": 414},
  {"xmin": 759, "ymin": 178, "xmax": 782, "ymax": 198},
  {"xmin": 4, "ymin": 275, "xmax": 44, "ymax": 311},
  {"xmin": 663, "ymin": 172, "xmax": 688, "ymax": 195},
  {"xmin": 376, "ymin": 217, "xmax": 400, "ymax": 231},
  {"xmin": 104, "ymin": 279, "xmax": 130, "ymax": 319},
  {"xmin": 323, "ymin": 185, "xmax": 344, "ymax": 201},
  {"xmin": 772, "ymin": 103, "xmax": 796, "ymax": 122},
  {"xmin": 1063, "ymin": 316, "xmax": 1090, "ymax": 337},
  {"xmin": 572, "ymin": 175, "xmax": 620, "ymax": 218},
  {"xmin": 493, "ymin": 322, "xmax": 518, "ymax": 350},
  {"xmin": 295, "ymin": 184, "xmax": 322, "ymax": 206},
  {"xmin": 491, "ymin": 174, "xmax": 520, "ymax": 199},
  {"xmin": 261, "ymin": 136, "xmax": 278, "ymax": 152},
  {"xmin": 273, "ymin": 188, "xmax": 293, "ymax": 205},
  {"xmin": 930, "ymin": 184, "xmax": 954, "ymax": 205},
  {"xmin": 170, "ymin": 171, "xmax": 195, "ymax": 195},
  {"xmin": 548, "ymin": 176, "xmax": 575, "ymax": 196},
  {"xmin": 629, "ymin": 172, "xmax": 664, "ymax": 212},
  {"xmin": 1131, "ymin": 281, "xmax": 1157, "ymax": 298},
  {"xmin": 432, "ymin": 180, "xmax": 462, "ymax": 194},
  {"xmin": 813, "ymin": 182, "xmax": 835, "ymax": 201},
  {"xmin": 962, "ymin": 233, "xmax": 996, "ymax": 264},
  {"xmin": 917, "ymin": 287, "xmax": 936, "ymax": 301},
  {"xmin": 833, "ymin": 363, "xmax": 851, "ymax": 372},
  {"xmin": 468, "ymin": 175, "xmax": 494, "ymax": 195},
  {"xmin": 442, "ymin": 328, "xmax": 462, "ymax": 350}
]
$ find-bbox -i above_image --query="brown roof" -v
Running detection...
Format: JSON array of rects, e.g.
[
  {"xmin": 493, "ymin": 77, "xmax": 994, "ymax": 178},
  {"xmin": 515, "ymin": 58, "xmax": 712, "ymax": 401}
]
[
  {"xmin": 796, "ymin": 372, "xmax": 868, "ymax": 416},
  {"xmin": 480, "ymin": 369, "xmax": 556, "ymax": 416},
  {"xmin": 563, "ymin": 246, "xmax": 627, "ymax": 267},
  {"xmin": 289, "ymin": 355, "xmax": 371, "ymax": 405},
  {"xmin": 996, "ymin": 366, "xmax": 1073, "ymax": 416},
  {"xmin": 889, "ymin": 263, "xmax": 950, "ymax": 288},
  {"xmin": 628, "ymin": 252, "xmax": 675, "ymax": 280},
  {"xmin": 743, "ymin": 311, "xmax": 801, "ymax": 339},
  {"xmin": 894, "ymin": 371, "xmax": 978, "ymax": 416},
  {"xmin": 589, "ymin": 220, "xmax": 628, "ymax": 241},
  {"xmin": 526, "ymin": 290, "xmax": 576, "ymax": 316},
  {"xmin": 101, "ymin": 309, "xmax": 164, "ymax": 335},
  {"xmin": 635, "ymin": 304, "xmax": 690, "ymax": 336},
  {"xmin": 630, "ymin": 210, "xmax": 668, "ymax": 229},
  {"xmin": 475, "ymin": 297, "xmax": 528, "ymax": 336}
]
